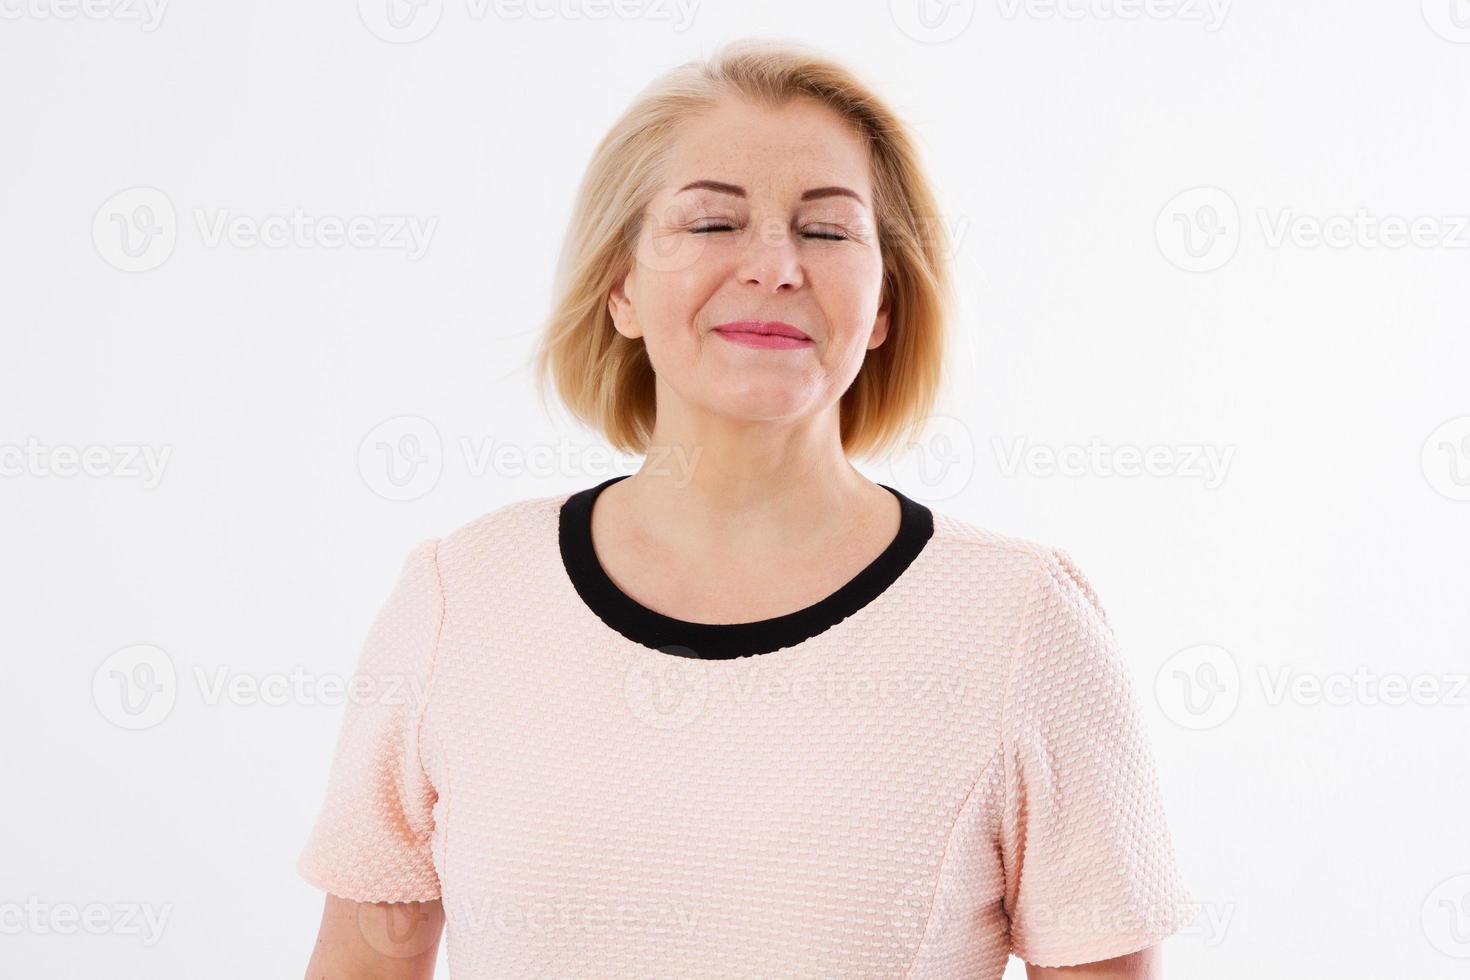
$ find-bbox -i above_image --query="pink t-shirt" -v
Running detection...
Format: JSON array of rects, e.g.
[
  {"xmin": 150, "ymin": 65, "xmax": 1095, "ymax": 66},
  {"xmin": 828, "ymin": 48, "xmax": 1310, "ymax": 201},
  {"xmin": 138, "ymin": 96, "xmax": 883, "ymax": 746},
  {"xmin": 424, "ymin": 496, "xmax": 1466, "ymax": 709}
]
[{"xmin": 296, "ymin": 477, "xmax": 1196, "ymax": 978}]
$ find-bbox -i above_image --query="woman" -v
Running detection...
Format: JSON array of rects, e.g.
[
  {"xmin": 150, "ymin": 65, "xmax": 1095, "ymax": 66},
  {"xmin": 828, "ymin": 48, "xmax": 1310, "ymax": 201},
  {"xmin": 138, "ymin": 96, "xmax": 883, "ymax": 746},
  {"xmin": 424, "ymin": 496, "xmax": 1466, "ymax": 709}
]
[{"xmin": 298, "ymin": 39, "xmax": 1195, "ymax": 979}]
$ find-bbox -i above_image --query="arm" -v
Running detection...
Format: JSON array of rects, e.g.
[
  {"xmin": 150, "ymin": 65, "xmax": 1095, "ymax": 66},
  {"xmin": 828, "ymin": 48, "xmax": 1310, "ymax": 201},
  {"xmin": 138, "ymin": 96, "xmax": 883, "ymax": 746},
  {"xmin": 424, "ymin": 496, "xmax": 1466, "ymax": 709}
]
[
  {"xmin": 1025, "ymin": 942, "xmax": 1161, "ymax": 979},
  {"xmin": 999, "ymin": 551, "xmax": 1194, "ymax": 971},
  {"xmin": 304, "ymin": 894, "xmax": 444, "ymax": 980},
  {"xmin": 297, "ymin": 540, "xmax": 448, "ymax": 977}
]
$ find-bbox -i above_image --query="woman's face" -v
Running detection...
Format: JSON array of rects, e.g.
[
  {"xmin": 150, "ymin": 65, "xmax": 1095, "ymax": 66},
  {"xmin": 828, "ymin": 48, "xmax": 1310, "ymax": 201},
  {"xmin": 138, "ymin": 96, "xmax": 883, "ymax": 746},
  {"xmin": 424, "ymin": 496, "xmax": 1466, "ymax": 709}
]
[{"xmin": 609, "ymin": 96, "xmax": 889, "ymax": 433}]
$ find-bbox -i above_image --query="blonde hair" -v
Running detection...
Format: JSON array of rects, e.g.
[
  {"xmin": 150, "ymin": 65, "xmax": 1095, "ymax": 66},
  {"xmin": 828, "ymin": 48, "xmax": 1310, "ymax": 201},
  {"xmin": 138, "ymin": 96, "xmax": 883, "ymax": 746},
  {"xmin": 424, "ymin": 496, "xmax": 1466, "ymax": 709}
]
[{"xmin": 532, "ymin": 37, "xmax": 954, "ymax": 462}]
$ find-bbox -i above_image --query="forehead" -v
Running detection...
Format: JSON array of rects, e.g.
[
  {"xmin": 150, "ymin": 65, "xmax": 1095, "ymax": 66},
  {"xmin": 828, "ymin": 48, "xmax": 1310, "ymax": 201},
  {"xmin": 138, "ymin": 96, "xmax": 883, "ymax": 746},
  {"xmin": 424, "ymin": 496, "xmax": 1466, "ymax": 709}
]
[{"xmin": 661, "ymin": 97, "xmax": 873, "ymax": 202}]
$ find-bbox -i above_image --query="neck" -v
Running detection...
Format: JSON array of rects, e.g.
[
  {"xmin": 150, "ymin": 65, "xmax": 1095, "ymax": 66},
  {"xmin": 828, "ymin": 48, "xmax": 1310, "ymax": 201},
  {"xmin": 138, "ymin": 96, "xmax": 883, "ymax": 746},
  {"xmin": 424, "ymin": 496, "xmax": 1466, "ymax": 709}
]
[{"xmin": 617, "ymin": 404, "xmax": 885, "ymax": 554}]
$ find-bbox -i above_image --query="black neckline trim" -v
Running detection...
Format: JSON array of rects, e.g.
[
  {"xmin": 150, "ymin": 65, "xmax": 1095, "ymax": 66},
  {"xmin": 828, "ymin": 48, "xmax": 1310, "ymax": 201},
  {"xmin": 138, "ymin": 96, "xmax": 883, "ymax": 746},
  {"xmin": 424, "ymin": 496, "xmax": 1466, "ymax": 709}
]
[{"xmin": 558, "ymin": 474, "xmax": 935, "ymax": 660}]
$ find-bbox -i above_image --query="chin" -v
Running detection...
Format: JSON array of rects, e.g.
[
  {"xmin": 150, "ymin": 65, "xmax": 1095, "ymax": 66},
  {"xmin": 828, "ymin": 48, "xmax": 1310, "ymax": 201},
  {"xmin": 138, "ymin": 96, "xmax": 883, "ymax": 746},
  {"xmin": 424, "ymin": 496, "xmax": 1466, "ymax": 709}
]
[{"xmin": 702, "ymin": 385, "xmax": 817, "ymax": 423}]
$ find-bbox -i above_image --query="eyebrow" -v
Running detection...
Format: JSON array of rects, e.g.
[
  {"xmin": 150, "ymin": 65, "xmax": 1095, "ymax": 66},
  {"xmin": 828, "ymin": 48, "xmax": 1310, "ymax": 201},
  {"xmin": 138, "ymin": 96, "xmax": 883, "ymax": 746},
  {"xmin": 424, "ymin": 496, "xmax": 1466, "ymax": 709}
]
[{"xmin": 675, "ymin": 179, "xmax": 866, "ymax": 206}]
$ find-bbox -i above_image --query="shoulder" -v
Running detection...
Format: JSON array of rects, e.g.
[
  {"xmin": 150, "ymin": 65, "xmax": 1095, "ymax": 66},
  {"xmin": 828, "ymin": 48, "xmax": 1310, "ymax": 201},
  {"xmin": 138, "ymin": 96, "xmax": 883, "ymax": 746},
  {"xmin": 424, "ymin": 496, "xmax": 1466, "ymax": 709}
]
[
  {"xmin": 429, "ymin": 488, "xmax": 569, "ymax": 561},
  {"xmin": 924, "ymin": 506, "xmax": 1098, "ymax": 606},
  {"xmin": 922, "ymin": 514, "xmax": 1128, "ymax": 714},
  {"xmin": 401, "ymin": 489, "xmax": 577, "ymax": 594}
]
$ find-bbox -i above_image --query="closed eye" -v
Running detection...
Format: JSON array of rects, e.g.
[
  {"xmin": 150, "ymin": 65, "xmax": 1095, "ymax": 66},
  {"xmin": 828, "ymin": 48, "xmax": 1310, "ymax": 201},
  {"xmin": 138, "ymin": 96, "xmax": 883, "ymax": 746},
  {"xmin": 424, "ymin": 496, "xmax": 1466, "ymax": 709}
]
[{"xmin": 690, "ymin": 223, "xmax": 849, "ymax": 241}]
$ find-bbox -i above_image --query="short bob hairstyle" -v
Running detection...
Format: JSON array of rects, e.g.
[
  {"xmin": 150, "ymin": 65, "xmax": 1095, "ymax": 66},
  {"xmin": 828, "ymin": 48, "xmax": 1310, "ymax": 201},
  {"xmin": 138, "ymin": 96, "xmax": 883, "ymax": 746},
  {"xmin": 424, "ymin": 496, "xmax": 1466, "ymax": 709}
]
[{"xmin": 533, "ymin": 37, "xmax": 954, "ymax": 463}]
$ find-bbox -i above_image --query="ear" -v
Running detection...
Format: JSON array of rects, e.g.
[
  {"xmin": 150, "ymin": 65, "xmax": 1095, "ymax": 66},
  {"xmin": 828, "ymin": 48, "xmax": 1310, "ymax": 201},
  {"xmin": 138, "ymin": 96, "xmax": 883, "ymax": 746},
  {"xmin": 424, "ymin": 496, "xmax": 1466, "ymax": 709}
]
[
  {"xmin": 607, "ymin": 267, "xmax": 642, "ymax": 340},
  {"xmin": 867, "ymin": 284, "xmax": 891, "ymax": 350}
]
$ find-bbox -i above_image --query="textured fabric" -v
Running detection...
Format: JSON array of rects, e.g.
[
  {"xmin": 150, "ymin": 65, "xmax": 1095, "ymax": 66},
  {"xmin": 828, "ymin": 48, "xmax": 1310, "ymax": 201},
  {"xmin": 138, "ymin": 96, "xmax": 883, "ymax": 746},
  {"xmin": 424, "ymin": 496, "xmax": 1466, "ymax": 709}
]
[{"xmin": 296, "ymin": 488, "xmax": 1197, "ymax": 978}]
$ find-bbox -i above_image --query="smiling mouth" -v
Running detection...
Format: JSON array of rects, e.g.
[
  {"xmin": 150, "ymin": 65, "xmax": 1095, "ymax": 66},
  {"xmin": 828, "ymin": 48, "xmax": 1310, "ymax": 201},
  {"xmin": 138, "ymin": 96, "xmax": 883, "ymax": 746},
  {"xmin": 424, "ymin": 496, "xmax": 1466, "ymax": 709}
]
[{"xmin": 710, "ymin": 320, "xmax": 814, "ymax": 350}]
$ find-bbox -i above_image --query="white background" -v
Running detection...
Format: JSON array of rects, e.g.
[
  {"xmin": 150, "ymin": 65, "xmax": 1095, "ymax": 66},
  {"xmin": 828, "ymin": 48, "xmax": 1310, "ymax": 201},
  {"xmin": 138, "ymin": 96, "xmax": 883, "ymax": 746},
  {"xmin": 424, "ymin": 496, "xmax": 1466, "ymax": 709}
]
[{"xmin": 4, "ymin": 1, "xmax": 1470, "ymax": 977}]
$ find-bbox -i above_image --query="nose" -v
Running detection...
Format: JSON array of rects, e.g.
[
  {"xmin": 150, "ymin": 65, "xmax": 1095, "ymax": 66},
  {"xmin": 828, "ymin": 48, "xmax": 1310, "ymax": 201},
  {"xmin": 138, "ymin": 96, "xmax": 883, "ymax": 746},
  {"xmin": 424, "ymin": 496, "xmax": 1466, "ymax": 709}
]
[{"xmin": 735, "ymin": 219, "xmax": 803, "ymax": 293}]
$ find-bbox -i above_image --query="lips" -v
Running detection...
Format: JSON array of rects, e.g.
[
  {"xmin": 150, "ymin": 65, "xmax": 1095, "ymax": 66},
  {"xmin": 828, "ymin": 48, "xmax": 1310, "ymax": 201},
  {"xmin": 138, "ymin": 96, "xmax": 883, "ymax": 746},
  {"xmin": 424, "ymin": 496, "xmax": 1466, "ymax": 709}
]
[{"xmin": 711, "ymin": 320, "xmax": 812, "ymax": 341}]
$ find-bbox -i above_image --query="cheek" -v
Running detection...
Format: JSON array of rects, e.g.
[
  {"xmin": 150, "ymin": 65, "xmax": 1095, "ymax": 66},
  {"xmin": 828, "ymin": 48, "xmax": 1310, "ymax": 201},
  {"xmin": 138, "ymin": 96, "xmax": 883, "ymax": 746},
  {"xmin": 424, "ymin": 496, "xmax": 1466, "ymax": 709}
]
[
  {"xmin": 813, "ymin": 254, "xmax": 885, "ymax": 326},
  {"xmin": 635, "ymin": 225, "xmax": 724, "ymax": 288},
  {"xmin": 643, "ymin": 277, "xmax": 707, "ymax": 340},
  {"xmin": 635, "ymin": 263, "xmax": 722, "ymax": 333},
  {"xmin": 629, "ymin": 273, "xmax": 712, "ymax": 373}
]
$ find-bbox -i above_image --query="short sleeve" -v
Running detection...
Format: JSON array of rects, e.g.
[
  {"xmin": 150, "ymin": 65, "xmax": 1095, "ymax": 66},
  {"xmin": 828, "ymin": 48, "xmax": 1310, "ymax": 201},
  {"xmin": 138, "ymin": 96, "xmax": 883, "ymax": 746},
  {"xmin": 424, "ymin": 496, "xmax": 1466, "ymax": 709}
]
[
  {"xmin": 997, "ymin": 548, "xmax": 1197, "ymax": 967},
  {"xmin": 296, "ymin": 538, "xmax": 445, "ymax": 903}
]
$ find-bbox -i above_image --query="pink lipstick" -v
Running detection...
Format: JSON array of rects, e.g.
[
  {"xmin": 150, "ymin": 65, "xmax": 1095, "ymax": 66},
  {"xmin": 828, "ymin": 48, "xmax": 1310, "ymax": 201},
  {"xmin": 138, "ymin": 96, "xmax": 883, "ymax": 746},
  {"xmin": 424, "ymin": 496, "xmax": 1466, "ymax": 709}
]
[{"xmin": 710, "ymin": 320, "xmax": 814, "ymax": 350}]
